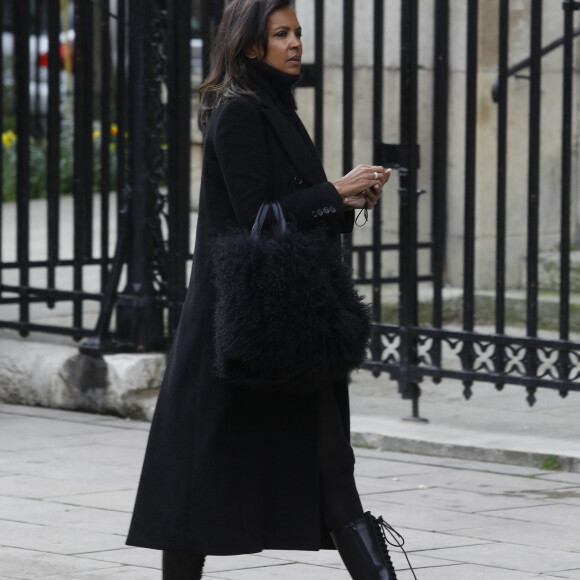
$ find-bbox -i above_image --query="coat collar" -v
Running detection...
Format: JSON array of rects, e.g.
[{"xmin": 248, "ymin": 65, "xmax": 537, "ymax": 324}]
[
  {"xmin": 246, "ymin": 61, "xmax": 327, "ymax": 186},
  {"xmin": 259, "ymin": 101, "xmax": 327, "ymax": 186}
]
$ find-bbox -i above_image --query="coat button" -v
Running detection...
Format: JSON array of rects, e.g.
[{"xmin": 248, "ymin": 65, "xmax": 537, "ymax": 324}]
[
  {"xmin": 312, "ymin": 210, "xmax": 318, "ymax": 218},
  {"xmin": 323, "ymin": 207, "xmax": 330, "ymax": 214},
  {"xmin": 317, "ymin": 209, "xmax": 324, "ymax": 216},
  {"xmin": 293, "ymin": 175, "xmax": 304, "ymax": 186},
  {"xmin": 330, "ymin": 206, "xmax": 337, "ymax": 214}
]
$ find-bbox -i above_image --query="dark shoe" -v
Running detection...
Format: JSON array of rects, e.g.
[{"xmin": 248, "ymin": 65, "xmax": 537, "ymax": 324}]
[
  {"xmin": 330, "ymin": 512, "xmax": 416, "ymax": 580},
  {"xmin": 162, "ymin": 550, "xmax": 205, "ymax": 579}
]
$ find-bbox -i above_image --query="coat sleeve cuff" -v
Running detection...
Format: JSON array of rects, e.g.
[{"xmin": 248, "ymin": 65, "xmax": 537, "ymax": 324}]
[{"xmin": 281, "ymin": 182, "xmax": 345, "ymax": 225}]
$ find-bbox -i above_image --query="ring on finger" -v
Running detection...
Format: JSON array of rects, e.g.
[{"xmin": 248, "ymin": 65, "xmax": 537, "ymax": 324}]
[{"xmin": 373, "ymin": 171, "xmax": 379, "ymax": 180}]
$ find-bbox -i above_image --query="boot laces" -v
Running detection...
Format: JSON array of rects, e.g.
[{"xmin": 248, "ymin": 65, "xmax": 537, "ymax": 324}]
[{"xmin": 374, "ymin": 516, "xmax": 418, "ymax": 580}]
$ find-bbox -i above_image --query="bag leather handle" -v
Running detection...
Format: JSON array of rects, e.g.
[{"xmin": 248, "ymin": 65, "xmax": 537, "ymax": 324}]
[{"xmin": 251, "ymin": 201, "xmax": 287, "ymax": 239}]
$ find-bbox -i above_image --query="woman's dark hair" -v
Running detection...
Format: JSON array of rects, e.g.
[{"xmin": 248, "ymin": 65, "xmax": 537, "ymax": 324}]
[{"xmin": 198, "ymin": 0, "xmax": 292, "ymax": 131}]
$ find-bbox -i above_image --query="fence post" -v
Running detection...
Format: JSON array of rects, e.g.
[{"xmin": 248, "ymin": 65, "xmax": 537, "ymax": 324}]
[
  {"xmin": 557, "ymin": 0, "xmax": 580, "ymax": 394},
  {"xmin": 431, "ymin": 0, "xmax": 449, "ymax": 370},
  {"xmin": 398, "ymin": 0, "xmax": 424, "ymax": 420},
  {"xmin": 14, "ymin": 0, "xmax": 31, "ymax": 336},
  {"xmin": 114, "ymin": 0, "xmax": 165, "ymax": 351},
  {"xmin": 82, "ymin": 0, "xmax": 192, "ymax": 354}
]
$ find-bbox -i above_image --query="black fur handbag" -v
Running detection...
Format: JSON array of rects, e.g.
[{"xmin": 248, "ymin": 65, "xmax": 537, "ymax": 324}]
[{"xmin": 212, "ymin": 201, "xmax": 371, "ymax": 392}]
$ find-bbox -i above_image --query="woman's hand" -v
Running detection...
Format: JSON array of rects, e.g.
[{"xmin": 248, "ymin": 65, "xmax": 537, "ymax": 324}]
[{"xmin": 334, "ymin": 166, "xmax": 391, "ymax": 210}]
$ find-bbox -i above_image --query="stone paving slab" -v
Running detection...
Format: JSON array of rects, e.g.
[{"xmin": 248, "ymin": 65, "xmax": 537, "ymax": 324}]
[
  {"xmin": 2, "ymin": 403, "xmax": 580, "ymax": 579},
  {"xmin": 0, "ymin": 474, "xmax": 128, "ymax": 499},
  {"xmin": 353, "ymin": 456, "xmax": 446, "ymax": 478},
  {"xmin": 0, "ymin": 456, "xmax": 140, "ymax": 487},
  {"xmin": 383, "ymin": 466, "xmax": 576, "ymax": 495},
  {"xmin": 19, "ymin": 444, "xmax": 146, "ymax": 468},
  {"xmin": 396, "ymin": 565, "xmax": 565, "ymax": 579},
  {"xmin": 446, "ymin": 520, "xmax": 580, "ymax": 553},
  {"xmin": 247, "ymin": 550, "xmax": 345, "ymax": 569},
  {"xmin": 366, "ymin": 485, "xmax": 557, "ymax": 512},
  {"xmin": 0, "ymin": 520, "xmax": 124, "ymax": 555},
  {"xmin": 0, "ymin": 496, "xmax": 131, "ymax": 535},
  {"xmin": 75, "ymin": 547, "xmax": 162, "ymax": 569},
  {"xmin": 40, "ymin": 568, "xmax": 160, "ymax": 579},
  {"xmin": 204, "ymin": 555, "xmax": 317, "ymax": 574},
  {"xmin": 484, "ymin": 503, "xmax": 580, "ymax": 529},
  {"xmin": 50, "ymin": 489, "xmax": 136, "ymax": 512},
  {"xmin": 354, "ymin": 447, "xmax": 550, "ymax": 476},
  {"xmin": 0, "ymin": 428, "xmax": 149, "ymax": 453},
  {"xmin": 421, "ymin": 542, "xmax": 580, "ymax": 574},
  {"xmin": 383, "ymin": 527, "xmax": 487, "ymax": 551},
  {"xmin": 0, "ymin": 547, "xmax": 117, "ymax": 579},
  {"xmin": 362, "ymin": 495, "xmax": 525, "ymax": 532},
  {"xmin": 540, "ymin": 472, "xmax": 580, "ymax": 484},
  {"xmin": 204, "ymin": 562, "xmax": 352, "ymax": 579}
]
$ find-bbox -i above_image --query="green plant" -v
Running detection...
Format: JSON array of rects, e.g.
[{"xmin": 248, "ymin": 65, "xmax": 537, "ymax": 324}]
[
  {"xmin": 1, "ymin": 119, "xmax": 119, "ymax": 202},
  {"xmin": 540, "ymin": 455, "xmax": 560, "ymax": 471},
  {"xmin": 2, "ymin": 130, "xmax": 18, "ymax": 201},
  {"xmin": 91, "ymin": 121, "xmax": 119, "ymax": 192}
]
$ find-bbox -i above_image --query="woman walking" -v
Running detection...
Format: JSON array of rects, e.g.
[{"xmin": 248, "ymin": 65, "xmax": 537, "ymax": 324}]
[{"xmin": 127, "ymin": 1, "xmax": 413, "ymax": 578}]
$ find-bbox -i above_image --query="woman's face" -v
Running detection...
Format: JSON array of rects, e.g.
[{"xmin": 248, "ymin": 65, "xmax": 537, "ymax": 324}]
[{"xmin": 261, "ymin": 6, "xmax": 303, "ymax": 74}]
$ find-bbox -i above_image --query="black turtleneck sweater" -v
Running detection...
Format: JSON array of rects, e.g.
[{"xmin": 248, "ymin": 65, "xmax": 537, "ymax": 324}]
[{"xmin": 245, "ymin": 58, "xmax": 299, "ymax": 113}]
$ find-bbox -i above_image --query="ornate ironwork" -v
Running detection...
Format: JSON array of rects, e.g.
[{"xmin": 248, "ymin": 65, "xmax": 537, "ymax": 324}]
[
  {"xmin": 365, "ymin": 323, "xmax": 580, "ymax": 407},
  {"xmin": 145, "ymin": 0, "xmax": 171, "ymax": 296}
]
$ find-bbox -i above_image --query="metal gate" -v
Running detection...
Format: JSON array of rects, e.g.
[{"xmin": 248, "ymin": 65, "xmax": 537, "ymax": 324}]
[
  {"xmin": 0, "ymin": 0, "xmax": 191, "ymax": 351},
  {"xmin": 2, "ymin": 0, "xmax": 580, "ymax": 413}
]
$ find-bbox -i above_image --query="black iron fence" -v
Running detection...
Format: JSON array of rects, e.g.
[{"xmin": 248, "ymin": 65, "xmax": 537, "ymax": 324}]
[
  {"xmin": 1, "ymin": 0, "xmax": 580, "ymax": 412},
  {"xmin": 357, "ymin": 0, "xmax": 580, "ymax": 413},
  {"xmin": 0, "ymin": 0, "xmax": 191, "ymax": 350}
]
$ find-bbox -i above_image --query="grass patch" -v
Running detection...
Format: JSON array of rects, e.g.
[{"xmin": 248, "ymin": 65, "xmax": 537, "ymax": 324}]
[{"xmin": 540, "ymin": 455, "xmax": 561, "ymax": 471}]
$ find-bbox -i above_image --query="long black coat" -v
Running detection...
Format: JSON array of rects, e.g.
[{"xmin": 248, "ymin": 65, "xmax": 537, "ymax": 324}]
[{"xmin": 126, "ymin": 62, "xmax": 355, "ymax": 555}]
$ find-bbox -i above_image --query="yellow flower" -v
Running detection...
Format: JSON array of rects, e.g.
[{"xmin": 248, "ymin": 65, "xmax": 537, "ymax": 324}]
[
  {"xmin": 110, "ymin": 124, "xmax": 119, "ymax": 136},
  {"xmin": 2, "ymin": 130, "xmax": 17, "ymax": 148},
  {"xmin": 92, "ymin": 129, "xmax": 102, "ymax": 142}
]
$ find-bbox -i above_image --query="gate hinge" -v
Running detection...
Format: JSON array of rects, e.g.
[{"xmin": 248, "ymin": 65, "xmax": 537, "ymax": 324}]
[
  {"xmin": 380, "ymin": 143, "xmax": 421, "ymax": 170},
  {"xmin": 563, "ymin": 1, "xmax": 580, "ymax": 11}
]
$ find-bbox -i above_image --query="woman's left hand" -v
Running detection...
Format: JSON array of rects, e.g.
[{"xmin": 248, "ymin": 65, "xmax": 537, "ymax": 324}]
[{"xmin": 343, "ymin": 168, "xmax": 391, "ymax": 210}]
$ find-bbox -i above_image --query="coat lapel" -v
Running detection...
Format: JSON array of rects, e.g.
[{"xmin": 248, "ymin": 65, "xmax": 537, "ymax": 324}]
[{"xmin": 260, "ymin": 101, "xmax": 327, "ymax": 186}]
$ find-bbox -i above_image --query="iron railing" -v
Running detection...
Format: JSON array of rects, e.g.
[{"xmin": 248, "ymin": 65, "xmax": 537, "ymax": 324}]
[
  {"xmin": 362, "ymin": 0, "xmax": 580, "ymax": 413},
  {"xmin": 1, "ymin": 0, "xmax": 130, "ymax": 340},
  {"xmin": 0, "ymin": 0, "xmax": 191, "ymax": 351}
]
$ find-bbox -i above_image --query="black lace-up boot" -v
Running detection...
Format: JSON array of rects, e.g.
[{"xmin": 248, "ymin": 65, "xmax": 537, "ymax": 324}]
[
  {"xmin": 162, "ymin": 551, "xmax": 205, "ymax": 579},
  {"xmin": 330, "ymin": 512, "xmax": 417, "ymax": 580}
]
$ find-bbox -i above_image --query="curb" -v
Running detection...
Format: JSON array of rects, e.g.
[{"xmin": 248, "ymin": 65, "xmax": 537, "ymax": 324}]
[{"xmin": 351, "ymin": 430, "xmax": 580, "ymax": 474}]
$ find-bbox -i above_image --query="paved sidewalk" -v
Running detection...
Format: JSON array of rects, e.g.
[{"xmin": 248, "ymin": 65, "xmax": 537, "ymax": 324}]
[
  {"xmin": 2, "ymin": 404, "xmax": 580, "ymax": 579},
  {"xmin": 349, "ymin": 369, "xmax": 580, "ymax": 473}
]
